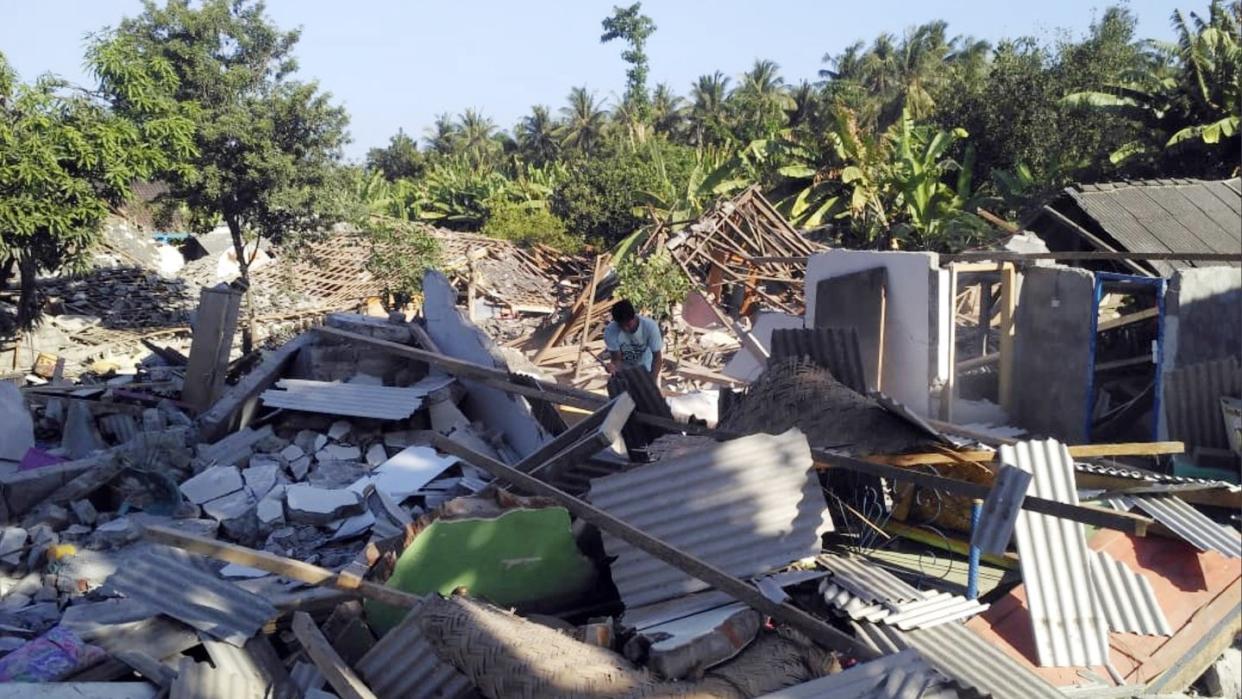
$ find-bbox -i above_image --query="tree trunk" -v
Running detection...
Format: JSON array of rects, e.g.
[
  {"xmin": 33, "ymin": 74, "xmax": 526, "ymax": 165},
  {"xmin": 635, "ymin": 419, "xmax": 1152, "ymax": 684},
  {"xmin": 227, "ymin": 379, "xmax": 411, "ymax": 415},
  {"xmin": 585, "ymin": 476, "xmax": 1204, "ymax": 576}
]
[
  {"xmin": 16, "ymin": 256, "xmax": 39, "ymax": 331},
  {"xmin": 226, "ymin": 216, "xmax": 257, "ymax": 354}
]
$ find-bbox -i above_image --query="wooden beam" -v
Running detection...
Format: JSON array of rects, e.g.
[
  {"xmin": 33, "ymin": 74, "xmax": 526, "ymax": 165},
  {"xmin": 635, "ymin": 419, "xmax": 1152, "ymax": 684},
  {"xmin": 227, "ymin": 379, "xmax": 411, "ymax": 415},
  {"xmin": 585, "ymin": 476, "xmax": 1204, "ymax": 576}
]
[
  {"xmin": 291, "ymin": 612, "xmax": 379, "ymax": 699},
  {"xmin": 574, "ymin": 255, "xmax": 604, "ymax": 380},
  {"xmin": 998, "ymin": 262, "xmax": 1016, "ymax": 411},
  {"xmin": 142, "ymin": 525, "xmax": 422, "ymax": 609},
  {"xmin": 867, "ymin": 441, "xmax": 1185, "ymax": 466},
  {"xmin": 430, "ymin": 434, "xmax": 880, "ymax": 660},
  {"xmin": 813, "ymin": 449, "xmax": 1153, "ymax": 536},
  {"xmin": 882, "ymin": 519, "xmax": 1019, "ymax": 569},
  {"xmin": 1097, "ymin": 306, "xmax": 1160, "ymax": 332}
]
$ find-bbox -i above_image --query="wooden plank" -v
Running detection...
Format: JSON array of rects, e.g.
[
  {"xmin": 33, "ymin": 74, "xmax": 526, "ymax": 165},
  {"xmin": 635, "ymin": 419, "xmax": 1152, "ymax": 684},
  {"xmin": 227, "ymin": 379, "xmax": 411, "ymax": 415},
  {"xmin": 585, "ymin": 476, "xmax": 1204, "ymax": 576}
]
[
  {"xmin": 882, "ymin": 519, "xmax": 1020, "ymax": 569},
  {"xmin": 1142, "ymin": 588, "xmax": 1241, "ymax": 692},
  {"xmin": 1096, "ymin": 354, "xmax": 1155, "ymax": 372},
  {"xmin": 143, "ymin": 525, "xmax": 422, "ymax": 609},
  {"xmin": 999, "ymin": 262, "xmax": 1016, "ymax": 411},
  {"xmin": 1097, "ymin": 306, "xmax": 1160, "ymax": 332},
  {"xmin": 867, "ymin": 441, "xmax": 1185, "ymax": 466},
  {"xmin": 941, "ymin": 264, "xmax": 959, "ymax": 421},
  {"xmin": 429, "ymin": 434, "xmax": 881, "ymax": 659},
  {"xmin": 291, "ymin": 612, "xmax": 379, "ymax": 699},
  {"xmin": 182, "ymin": 286, "xmax": 242, "ymax": 412},
  {"xmin": 574, "ymin": 255, "xmax": 604, "ymax": 380}
]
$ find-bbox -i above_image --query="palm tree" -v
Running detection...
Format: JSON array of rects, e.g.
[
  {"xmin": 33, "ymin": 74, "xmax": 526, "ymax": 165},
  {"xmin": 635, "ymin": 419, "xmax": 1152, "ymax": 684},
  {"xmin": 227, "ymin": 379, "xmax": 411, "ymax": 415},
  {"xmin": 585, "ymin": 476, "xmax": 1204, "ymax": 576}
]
[
  {"xmin": 424, "ymin": 113, "xmax": 458, "ymax": 156},
  {"xmin": 786, "ymin": 80, "xmax": 819, "ymax": 130},
  {"xmin": 689, "ymin": 71, "xmax": 731, "ymax": 146},
  {"xmin": 558, "ymin": 86, "xmax": 608, "ymax": 153},
  {"xmin": 733, "ymin": 59, "xmax": 793, "ymax": 140},
  {"xmin": 515, "ymin": 105, "xmax": 560, "ymax": 166},
  {"xmin": 651, "ymin": 83, "xmax": 684, "ymax": 137},
  {"xmin": 456, "ymin": 109, "xmax": 498, "ymax": 167}
]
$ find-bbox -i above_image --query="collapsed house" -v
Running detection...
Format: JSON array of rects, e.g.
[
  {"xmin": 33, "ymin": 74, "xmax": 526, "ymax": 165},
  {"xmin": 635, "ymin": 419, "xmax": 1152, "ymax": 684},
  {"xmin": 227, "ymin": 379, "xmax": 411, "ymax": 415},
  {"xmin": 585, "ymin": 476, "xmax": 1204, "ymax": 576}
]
[{"xmin": 0, "ymin": 184, "xmax": 1238, "ymax": 698}]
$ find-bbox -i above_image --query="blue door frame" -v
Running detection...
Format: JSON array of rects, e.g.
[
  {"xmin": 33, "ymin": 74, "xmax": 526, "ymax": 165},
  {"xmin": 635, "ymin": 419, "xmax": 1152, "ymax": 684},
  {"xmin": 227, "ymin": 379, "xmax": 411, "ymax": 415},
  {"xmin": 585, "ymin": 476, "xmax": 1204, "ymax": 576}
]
[{"xmin": 1084, "ymin": 272, "xmax": 1167, "ymax": 443}]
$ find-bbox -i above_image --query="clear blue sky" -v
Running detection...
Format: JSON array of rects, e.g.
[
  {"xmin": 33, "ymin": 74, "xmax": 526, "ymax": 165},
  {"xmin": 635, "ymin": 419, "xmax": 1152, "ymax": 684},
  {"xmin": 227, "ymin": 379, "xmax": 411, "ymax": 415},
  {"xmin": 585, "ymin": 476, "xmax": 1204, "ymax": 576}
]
[{"xmin": 2, "ymin": 0, "xmax": 1189, "ymax": 161}]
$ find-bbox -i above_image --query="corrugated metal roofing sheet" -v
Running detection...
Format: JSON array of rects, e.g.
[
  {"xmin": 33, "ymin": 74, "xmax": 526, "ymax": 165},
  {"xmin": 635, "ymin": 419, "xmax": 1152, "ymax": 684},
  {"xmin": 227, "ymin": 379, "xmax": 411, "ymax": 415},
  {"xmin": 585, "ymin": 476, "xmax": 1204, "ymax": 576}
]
[
  {"xmin": 1163, "ymin": 356, "xmax": 1242, "ymax": 452},
  {"xmin": 1003, "ymin": 438, "xmax": 1110, "ymax": 668},
  {"xmin": 769, "ymin": 327, "xmax": 869, "ymax": 395},
  {"xmin": 588, "ymin": 429, "xmax": 832, "ymax": 608},
  {"xmin": 818, "ymin": 554, "xmax": 922, "ymax": 606},
  {"xmin": 1075, "ymin": 459, "xmax": 1240, "ymax": 491},
  {"xmin": 1088, "ymin": 550, "xmax": 1172, "ymax": 636},
  {"xmin": 354, "ymin": 604, "xmax": 473, "ymax": 699},
  {"xmin": 1064, "ymin": 178, "xmax": 1241, "ymax": 273},
  {"xmin": 971, "ymin": 464, "xmax": 1032, "ymax": 555},
  {"xmin": 853, "ymin": 621, "xmax": 1065, "ymax": 699},
  {"xmin": 106, "ymin": 546, "xmax": 277, "ymax": 647},
  {"xmin": 1128, "ymin": 494, "xmax": 1241, "ymax": 558},
  {"xmin": 756, "ymin": 649, "xmax": 944, "ymax": 698},
  {"xmin": 261, "ymin": 379, "xmax": 429, "ymax": 420},
  {"xmin": 172, "ymin": 658, "xmax": 264, "ymax": 699},
  {"xmin": 820, "ymin": 582, "xmax": 989, "ymax": 630}
]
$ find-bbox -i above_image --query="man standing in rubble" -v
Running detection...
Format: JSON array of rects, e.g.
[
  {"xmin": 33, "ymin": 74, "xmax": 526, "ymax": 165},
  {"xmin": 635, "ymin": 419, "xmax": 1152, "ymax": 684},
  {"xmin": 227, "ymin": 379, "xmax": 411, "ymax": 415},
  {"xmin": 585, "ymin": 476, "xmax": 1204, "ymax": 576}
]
[{"xmin": 604, "ymin": 300, "xmax": 663, "ymax": 383}]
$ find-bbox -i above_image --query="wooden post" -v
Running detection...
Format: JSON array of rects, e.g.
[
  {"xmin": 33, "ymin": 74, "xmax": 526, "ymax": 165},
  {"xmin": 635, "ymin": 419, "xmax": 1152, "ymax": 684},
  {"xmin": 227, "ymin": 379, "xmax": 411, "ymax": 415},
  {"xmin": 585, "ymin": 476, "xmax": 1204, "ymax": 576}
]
[
  {"xmin": 999, "ymin": 262, "xmax": 1016, "ymax": 412},
  {"xmin": 574, "ymin": 256, "xmax": 603, "ymax": 380},
  {"xmin": 182, "ymin": 284, "xmax": 242, "ymax": 413}
]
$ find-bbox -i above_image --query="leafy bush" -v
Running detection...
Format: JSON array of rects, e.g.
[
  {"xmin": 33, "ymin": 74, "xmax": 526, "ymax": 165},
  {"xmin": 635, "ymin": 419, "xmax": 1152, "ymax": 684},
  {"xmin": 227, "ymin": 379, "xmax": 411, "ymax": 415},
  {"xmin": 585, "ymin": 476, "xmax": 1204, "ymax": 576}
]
[
  {"xmin": 480, "ymin": 200, "xmax": 581, "ymax": 252},
  {"xmin": 551, "ymin": 140, "xmax": 695, "ymax": 246},
  {"xmin": 615, "ymin": 247, "xmax": 689, "ymax": 321},
  {"xmin": 361, "ymin": 217, "xmax": 442, "ymax": 307}
]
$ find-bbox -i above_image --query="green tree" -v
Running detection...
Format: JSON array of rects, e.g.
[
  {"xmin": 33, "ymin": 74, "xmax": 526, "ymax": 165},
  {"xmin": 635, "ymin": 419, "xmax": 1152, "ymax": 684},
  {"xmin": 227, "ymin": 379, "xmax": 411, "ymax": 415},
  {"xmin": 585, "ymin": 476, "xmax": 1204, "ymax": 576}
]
[
  {"xmin": 1064, "ymin": 0, "xmax": 1241, "ymax": 176},
  {"xmin": 366, "ymin": 129, "xmax": 424, "ymax": 181},
  {"xmin": 559, "ymin": 86, "xmax": 608, "ymax": 153},
  {"xmin": 90, "ymin": 0, "xmax": 351, "ymax": 351},
  {"xmin": 731, "ymin": 59, "xmax": 792, "ymax": 142},
  {"xmin": 481, "ymin": 199, "xmax": 579, "ymax": 251},
  {"xmin": 515, "ymin": 105, "xmax": 561, "ymax": 167},
  {"xmin": 361, "ymin": 216, "xmax": 441, "ymax": 308},
  {"xmin": 650, "ymin": 83, "xmax": 684, "ymax": 137},
  {"xmin": 600, "ymin": 2, "xmax": 657, "ymax": 123},
  {"xmin": 424, "ymin": 113, "xmax": 459, "ymax": 156},
  {"xmin": 688, "ymin": 71, "xmax": 732, "ymax": 146},
  {"xmin": 0, "ymin": 51, "xmax": 194, "ymax": 331},
  {"xmin": 552, "ymin": 139, "xmax": 694, "ymax": 245},
  {"xmin": 615, "ymin": 247, "xmax": 688, "ymax": 323}
]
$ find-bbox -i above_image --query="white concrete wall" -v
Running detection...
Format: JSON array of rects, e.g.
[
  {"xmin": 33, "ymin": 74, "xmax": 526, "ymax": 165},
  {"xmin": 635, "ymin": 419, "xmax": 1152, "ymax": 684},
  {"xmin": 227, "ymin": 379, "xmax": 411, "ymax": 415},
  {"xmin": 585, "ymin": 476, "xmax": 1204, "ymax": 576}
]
[
  {"xmin": 805, "ymin": 250, "xmax": 948, "ymax": 415},
  {"xmin": 722, "ymin": 311, "xmax": 805, "ymax": 381},
  {"xmin": 421, "ymin": 271, "xmax": 552, "ymax": 458}
]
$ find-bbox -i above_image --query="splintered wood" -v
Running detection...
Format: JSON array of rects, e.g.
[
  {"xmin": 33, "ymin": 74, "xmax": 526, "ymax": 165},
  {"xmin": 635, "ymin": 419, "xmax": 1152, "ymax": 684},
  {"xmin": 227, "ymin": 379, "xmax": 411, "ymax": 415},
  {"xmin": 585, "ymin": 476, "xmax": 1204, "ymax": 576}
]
[{"xmin": 665, "ymin": 185, "xmax": 821, "ymax": 316}]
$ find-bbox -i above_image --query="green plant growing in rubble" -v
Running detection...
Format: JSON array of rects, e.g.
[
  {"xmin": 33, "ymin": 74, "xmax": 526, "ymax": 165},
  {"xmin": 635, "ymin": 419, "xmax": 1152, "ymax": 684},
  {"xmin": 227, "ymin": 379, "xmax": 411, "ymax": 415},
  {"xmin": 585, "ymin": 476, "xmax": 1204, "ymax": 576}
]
[
  {"xmin": 614, "ymin": 247, "xmax": 689, "ymax": 323},
  {"xmin": 361, "ymin": 216, "xmax": 442, "ymax": 310}
]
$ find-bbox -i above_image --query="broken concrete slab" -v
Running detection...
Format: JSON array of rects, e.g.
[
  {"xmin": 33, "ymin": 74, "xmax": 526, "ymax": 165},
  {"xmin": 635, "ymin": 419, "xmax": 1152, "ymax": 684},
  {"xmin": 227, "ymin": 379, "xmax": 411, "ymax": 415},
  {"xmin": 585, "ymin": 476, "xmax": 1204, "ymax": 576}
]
[
  {"xmin": 289, "ymin": 455, "xmax": 312, "ymax": 481},
  {"xmin": 285, "ymin": 485, "xmax": 364, "ymax": 526},
  {"xmin": 202, "ymin": 489, "xmax": 257, "ymax": 523},
  {"xmin": 0, "ymin": 527, "xmax": 28, "ymax": 566},
  {"xmin": 308, "ymin": 460, "xmax": 369, "ymax": 489},
  {"xmin": 327, "ymin": 420, "xmax": 351, "ymax": 441},
  {"xmin": 330, "ymin": 511, "xmax": 375, "ymax": 541},
  {"xmin": 243, "ymin": 463, "xmax": 280, "ymax": 501},
  {"xmin": 71, "ymin": 499, "xmax": 98, "ymax": 526},
  {"xmin": 350, "ymin": 446, "xmax": 459, "ymax": 502},
  {"xmin": 0, "ymin": 383, "xmax": 34, "ymax": 463},
  {"xmin": 316, "ymin": 444, "xmax": 361, "ymax": 462},
  {"xmin": 179, "ymin": 465, "xmax": 243, "ymax": 505},
  {"xmin": 61, "ymin": 400, "xmax": 105, "ymax": 460},
  {"xmin": 364, "ymin": 443, "xmax": 387, "ymax": 468},
  {"xmin": 256, "ymin": 485, "xmax": 287, "ymax": 527},
  {"xmin": 280, "ymin": 443, "xmax": 305, "ymax": 463},
  {"xmin": 197, "ymin": 425, "xmax": 275, "ymax": 468}
]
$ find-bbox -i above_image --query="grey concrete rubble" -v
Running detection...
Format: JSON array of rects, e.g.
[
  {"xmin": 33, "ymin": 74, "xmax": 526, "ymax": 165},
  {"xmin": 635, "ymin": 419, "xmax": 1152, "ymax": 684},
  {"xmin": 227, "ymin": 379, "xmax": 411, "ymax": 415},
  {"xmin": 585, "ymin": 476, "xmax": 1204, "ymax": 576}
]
[{"xmin": 0, "ymin": 222, "xmax": 1239, "ymax": 699}]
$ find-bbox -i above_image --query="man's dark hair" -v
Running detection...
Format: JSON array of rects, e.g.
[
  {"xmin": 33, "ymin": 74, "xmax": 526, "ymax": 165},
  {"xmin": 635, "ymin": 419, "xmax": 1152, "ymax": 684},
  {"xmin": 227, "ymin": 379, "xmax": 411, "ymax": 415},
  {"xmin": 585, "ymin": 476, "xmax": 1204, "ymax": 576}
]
[{"xmin": 612, "ymin": 299, "xmax": 637, "ymax": 323}]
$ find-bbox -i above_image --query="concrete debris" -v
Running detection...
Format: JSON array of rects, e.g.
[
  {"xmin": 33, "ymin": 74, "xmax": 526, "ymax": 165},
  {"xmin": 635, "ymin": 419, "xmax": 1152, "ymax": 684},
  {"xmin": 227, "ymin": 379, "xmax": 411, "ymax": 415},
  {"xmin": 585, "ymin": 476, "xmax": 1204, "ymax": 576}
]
[
  {"xmin": 3, "ymin": 228, "xmax": 1239, "ymax": 699},
  {"xmin": 0, "ymin": 383, "xmax": 34, "ymax": 462},
  {"xmin": 285, "ymin": 484, "xmax": 364, "ymax": 525}
]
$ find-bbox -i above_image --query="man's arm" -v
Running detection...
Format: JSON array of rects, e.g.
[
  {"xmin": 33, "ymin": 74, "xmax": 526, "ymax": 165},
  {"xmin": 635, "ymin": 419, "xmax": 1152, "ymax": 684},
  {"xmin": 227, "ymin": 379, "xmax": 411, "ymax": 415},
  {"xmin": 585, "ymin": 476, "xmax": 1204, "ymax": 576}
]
[
  {"xmin": 646, "ymin": 318, "xmax": 665, "ymax": 382},
  {"xmin": 603, "ymin": 324, "xmax": 622, "ymax": 375}
]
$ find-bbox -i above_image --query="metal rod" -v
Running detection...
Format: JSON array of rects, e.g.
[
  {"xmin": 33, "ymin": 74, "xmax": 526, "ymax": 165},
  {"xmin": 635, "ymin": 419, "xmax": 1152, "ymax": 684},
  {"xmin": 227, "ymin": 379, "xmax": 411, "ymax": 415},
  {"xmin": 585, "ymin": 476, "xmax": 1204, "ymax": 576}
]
[{"xmin": 967, "ymin": 498, "xmax": 983, "ymax": 599}]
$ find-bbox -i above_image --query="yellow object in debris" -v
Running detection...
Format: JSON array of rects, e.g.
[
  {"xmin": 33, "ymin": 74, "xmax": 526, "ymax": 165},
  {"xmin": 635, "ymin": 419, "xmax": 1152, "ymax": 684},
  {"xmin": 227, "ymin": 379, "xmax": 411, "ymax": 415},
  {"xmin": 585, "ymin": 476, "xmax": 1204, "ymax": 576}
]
[{"xmin": 47, "ymin": 544, "xmax": 77, "ymax": 561}]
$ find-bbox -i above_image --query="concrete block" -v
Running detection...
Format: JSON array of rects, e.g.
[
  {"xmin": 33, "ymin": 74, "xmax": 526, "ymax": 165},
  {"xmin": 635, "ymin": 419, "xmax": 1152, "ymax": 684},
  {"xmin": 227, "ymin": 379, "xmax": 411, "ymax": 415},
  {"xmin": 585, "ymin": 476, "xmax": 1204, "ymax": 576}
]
[
  {"xmin": 325, "ymin": 312, "xmax": 413, "ymax": 345},
  {"xmin": 279, "ymin": 444, "xmax": 305, "ymax": 463},
  {"xmin": 61, "ymin": 400, "xmax": 105, "ymax": 460},
  {"xmin": 288, "ymin": 455, "xmax": 311, "ymax": 481},
  {"xmin": 179, "ymin": 465, "xmax": 243, "ymax": 505},
  {"xmin": 327, "ymin": 420, "xmax": 351, "ymax": 441},
  {"xmin": 805, "ymin": 250, "xmax": 947, "ymax": 415},
  {"xmin": 202, "ymin": 489, "xmax": 257, "ymax": 523},
  {"xmin": 1011, "ymin": 265, "xmax": 1095, "ymax": 442},
  {"xmin": 0, "ymin": 527, "xmax": 28, "ymax": 566},
  {"xmin": 316, "ymin": 444, "xmax": 360, "ymax": 462},
  {"xmin": 364, "ymin": 443, "xmax": 387, "ymax": 468},
  {"xmin": 257, "ymin": 486, "xmax": 286, "ymax": 527},
  {"xmin": 0, "ymin": 383, "xmax": 34, "ymax": 462},
  {"xmin": 285, "ymin": 485, "xmax": 363, "ymax": 525},
  {"xmin": 243, "ymin": 462, "xmax": 280, "ymax": 500}
]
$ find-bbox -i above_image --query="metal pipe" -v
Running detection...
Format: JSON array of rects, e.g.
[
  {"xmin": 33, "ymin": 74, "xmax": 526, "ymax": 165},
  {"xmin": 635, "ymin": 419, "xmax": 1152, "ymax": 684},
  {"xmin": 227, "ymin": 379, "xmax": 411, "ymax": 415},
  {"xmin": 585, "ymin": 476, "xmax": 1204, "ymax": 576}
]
[{"xmin": 967, "ymin": 498, "xmax": 984, "ymax": 599}]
